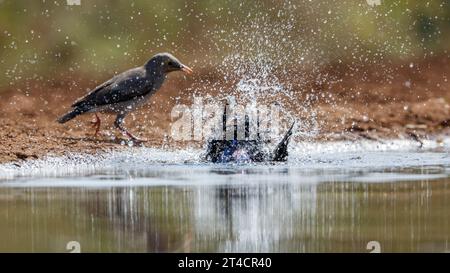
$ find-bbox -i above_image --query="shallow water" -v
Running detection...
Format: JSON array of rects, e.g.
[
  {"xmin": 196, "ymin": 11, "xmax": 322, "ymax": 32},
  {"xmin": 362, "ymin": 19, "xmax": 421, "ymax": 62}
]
[{"xmin": 0, "ymin": 139, "xmax": 449, "ymax": 252}]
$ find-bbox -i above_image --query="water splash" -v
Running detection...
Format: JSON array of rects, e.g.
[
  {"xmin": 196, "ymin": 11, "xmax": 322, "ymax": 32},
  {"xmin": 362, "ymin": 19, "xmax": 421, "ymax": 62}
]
[
  {"xmin": 185, "ymin": 2, "xmax": 331, "ymax": 144},
  {"xmin": 1, "ymin": 138, "xmax": 449, "ymax": 183}
]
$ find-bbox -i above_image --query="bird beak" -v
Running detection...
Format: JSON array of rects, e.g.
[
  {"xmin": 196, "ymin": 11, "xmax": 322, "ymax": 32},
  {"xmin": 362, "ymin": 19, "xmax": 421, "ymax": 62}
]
[{"xmin": 180, "ymin": 65, "xmax": 193, "ymax": 75}]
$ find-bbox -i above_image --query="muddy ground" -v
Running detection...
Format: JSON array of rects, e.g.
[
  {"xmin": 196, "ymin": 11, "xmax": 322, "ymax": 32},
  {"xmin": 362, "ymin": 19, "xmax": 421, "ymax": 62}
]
[{"xmin": 1, "ymin": 57, "xmax": 449, "ymax": 164}]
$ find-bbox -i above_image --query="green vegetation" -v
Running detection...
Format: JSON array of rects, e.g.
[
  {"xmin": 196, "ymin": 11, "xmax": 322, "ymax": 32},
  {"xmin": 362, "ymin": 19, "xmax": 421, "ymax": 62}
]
[{"xmin": 0, "ymin": 0, "xmax": 449, "ymax": 87}]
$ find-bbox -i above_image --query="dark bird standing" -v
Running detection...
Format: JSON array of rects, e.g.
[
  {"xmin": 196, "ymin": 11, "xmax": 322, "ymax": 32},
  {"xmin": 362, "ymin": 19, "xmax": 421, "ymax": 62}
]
[{"xmin": 57, "ymin": 52, "xmax": 193, "ymax": 141}]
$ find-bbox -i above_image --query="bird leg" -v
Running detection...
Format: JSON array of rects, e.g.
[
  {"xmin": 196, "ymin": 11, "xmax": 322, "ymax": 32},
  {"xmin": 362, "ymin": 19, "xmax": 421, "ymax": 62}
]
[
  {"xmin": 114, "ymin": 114, "xmax": 147, "ymax": 142},
  {"xmin": 90, "ymin": 113, "xmax": 101, "ymax": 136}
]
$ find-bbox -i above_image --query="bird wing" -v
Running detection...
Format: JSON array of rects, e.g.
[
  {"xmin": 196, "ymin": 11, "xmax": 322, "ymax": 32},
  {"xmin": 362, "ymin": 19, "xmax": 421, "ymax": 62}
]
[
  {"xmin": 71, "ymin": 80, "xmax": 113, "ymax": 107},
  {"xmin": 72, "ymin": 67, "xmax": 152, "ymax": 108}
]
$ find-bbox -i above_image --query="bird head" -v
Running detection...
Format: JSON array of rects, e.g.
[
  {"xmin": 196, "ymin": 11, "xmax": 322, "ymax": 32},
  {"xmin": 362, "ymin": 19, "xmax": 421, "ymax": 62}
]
[{"xmin": 147, "ymin": 52, "xmax": 193, "ymax": 75}]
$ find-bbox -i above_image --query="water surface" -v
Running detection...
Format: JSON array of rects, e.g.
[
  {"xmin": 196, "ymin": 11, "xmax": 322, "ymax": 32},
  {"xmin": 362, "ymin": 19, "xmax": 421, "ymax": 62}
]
[{"xmin": 0, "ymin": 139, "xmax": 449, "ymax": 252}]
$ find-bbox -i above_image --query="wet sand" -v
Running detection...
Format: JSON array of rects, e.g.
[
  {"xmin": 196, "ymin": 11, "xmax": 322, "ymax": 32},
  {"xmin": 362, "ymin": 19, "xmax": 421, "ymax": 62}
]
[{"xmin": 0, "ymin": 58, "xmax": 449, "ymax": 164}]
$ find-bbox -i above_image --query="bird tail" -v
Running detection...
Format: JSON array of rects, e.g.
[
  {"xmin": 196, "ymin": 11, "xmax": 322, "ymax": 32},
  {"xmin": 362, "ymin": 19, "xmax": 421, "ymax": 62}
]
[
  {"xmin": 272, "ymin": 121, "xmax": 295, "ymax": 162},
  {"xmin": 57, "ymin": 108, "xmax": 83, "ymax": 124}
]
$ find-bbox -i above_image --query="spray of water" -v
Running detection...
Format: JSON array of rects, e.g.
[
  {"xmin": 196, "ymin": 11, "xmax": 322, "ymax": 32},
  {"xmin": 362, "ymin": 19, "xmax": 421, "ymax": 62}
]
[{"xmin": 183, "ymin": 2, "xmax": 333, "ymax": 145}]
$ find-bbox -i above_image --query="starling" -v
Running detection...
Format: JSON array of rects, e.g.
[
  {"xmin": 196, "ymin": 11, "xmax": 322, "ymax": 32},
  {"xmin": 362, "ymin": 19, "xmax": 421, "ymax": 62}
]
[{"xmin": 57, "ymin": 52, "xmax": 192, "ymax": 141}]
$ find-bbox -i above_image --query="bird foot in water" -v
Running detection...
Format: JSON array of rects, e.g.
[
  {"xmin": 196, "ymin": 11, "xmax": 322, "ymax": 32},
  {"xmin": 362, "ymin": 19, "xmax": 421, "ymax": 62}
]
[{"xmin": 121, "ymin": 130, "xmax": 147, "ymax": 144}]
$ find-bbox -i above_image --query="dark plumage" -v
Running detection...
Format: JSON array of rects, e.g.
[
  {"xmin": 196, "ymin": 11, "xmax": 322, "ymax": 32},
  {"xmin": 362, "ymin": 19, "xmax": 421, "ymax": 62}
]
[
  {"xmin": 204, "ymin": 103, "xmax": 295, "ymax": 163},
  {"xmin": 58, "ymin": 52, "xmax": 192, "ymax": 141}
]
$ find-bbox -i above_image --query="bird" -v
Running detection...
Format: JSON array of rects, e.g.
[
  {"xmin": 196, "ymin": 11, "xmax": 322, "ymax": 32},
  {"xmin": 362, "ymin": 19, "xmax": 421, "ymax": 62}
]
[{"xmin": 57, "ymin": 52, "xmax": 193, "ymax": 142}]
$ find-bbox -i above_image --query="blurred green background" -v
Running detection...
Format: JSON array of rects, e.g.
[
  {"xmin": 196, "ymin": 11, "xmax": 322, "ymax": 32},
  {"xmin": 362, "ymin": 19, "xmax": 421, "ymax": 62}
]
[{"xmin": 0, "ymin": 0, "xmax": 449, "ymax": 88}]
